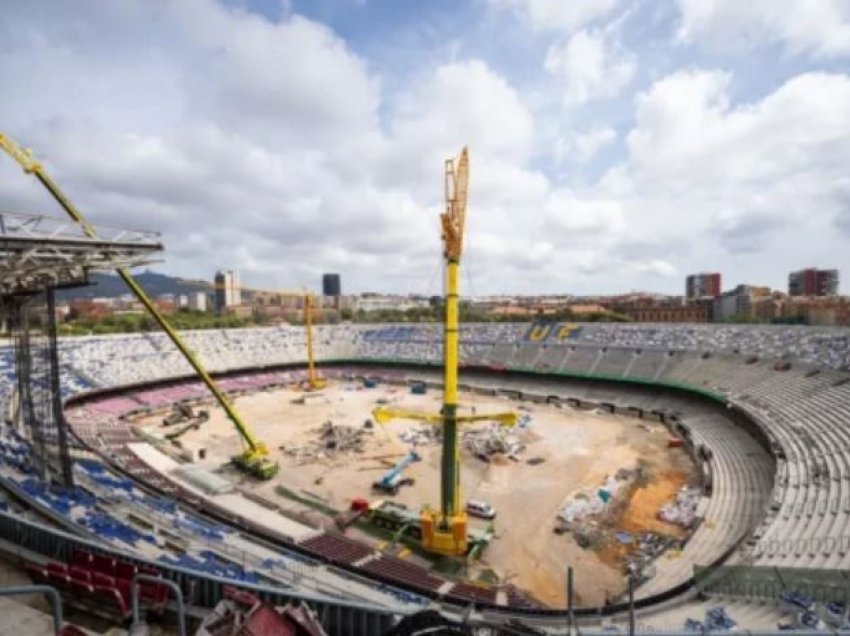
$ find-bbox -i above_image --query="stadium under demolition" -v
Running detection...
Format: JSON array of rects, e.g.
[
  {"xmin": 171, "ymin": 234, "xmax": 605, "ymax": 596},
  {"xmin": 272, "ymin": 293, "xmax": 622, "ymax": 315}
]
[{"xmin": 0, "ymin": 133, "xmax": 849, "ymax": 634}]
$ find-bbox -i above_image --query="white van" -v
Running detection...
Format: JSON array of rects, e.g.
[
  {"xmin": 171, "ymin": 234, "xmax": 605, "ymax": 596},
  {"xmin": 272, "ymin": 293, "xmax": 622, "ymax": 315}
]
[{"xmin": 466, "ymin": 500, "xmax": 496, "ymax": 519}]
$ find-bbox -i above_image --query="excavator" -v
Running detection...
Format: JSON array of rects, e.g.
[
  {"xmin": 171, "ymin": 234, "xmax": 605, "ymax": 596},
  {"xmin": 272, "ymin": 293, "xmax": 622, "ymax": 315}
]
[
  {"xmin": 214, "ymin": 284, "xmax": 327, "ymax": 391},
  {"xmin": 0, "ymin": 132, "xmax": 278, "ymax": 480},
  {"xmin": 373, "ymin": 148, "xmax": 517, "ymax": 556}
]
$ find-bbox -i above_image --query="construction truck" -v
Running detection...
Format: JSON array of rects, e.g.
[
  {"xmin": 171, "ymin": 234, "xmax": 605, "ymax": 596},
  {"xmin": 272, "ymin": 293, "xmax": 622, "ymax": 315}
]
[{"xmin": 372, "ymin": 451, "xmax": 420, "ymax": 495}]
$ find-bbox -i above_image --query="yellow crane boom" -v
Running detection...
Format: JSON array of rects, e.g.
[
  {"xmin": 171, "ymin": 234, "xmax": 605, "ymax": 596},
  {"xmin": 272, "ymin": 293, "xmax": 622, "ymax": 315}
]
[{"xmin": 0, "ymin": 132, "xmax": 278, "ymax": 479}]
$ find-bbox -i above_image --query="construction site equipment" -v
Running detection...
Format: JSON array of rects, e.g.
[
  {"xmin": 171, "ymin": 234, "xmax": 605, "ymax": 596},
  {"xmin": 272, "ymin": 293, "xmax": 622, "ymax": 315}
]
[
  {"xmin": 0, "ymin": 132, "xmax": 278, "ymax": 480},
  {"xmin": 372, "ymin": 451, "xmax": 421, "ymax": 495},
  {"xmin": 163, "ymin": 408, "xmax": 209, "ymax": 441},
  {"xmin": 335, "ymin": 498, "xmax": 370, "ymax": 529},
  {"xmin": 371, "ymin": 148, "xmax": 516, "ymax": 555},
  {"xmin": 373, "ymin": 408, "xmax": 517, "ymax": 427},
  {"xmin": 162, "ymin": 403, "xmax": 209, "ymax": 427}
]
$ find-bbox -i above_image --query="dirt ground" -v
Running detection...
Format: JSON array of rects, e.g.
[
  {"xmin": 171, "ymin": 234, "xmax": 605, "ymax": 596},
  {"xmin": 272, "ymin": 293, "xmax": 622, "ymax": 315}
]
[{"xmin": 137, "ymin": 380, "xmax": 696, "ymax": 608}]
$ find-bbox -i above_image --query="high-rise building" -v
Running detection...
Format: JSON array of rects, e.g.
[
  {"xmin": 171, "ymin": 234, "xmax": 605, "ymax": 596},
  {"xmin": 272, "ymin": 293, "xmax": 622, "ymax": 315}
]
[
  {"xmin": 686, "ymin": 272, "xmax": 722, "ymax": 300},
  {"xmin": 214, "ymin": 270, "xmax": 241, "ymax": 312},
  {"xmin": 789, "ymin": 268, "xmax": 839, "ymax": 297},
  {"xmin": 322, "ymin": 273, "xmax": 341, "ymax": 297}
]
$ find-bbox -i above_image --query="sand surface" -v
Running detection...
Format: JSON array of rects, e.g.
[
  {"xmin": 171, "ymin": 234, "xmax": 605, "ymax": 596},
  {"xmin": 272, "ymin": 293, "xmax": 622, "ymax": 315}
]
[{"xmin": 138, "ymin": 380, "xmax": 695, "ymax": 607}]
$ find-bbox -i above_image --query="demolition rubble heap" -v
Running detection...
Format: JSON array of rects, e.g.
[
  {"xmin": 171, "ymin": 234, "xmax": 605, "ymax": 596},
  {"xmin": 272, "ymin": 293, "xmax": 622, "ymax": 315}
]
[{"xmin": 282, "ymin": 421, "xmax": 372, "ymax": 462}]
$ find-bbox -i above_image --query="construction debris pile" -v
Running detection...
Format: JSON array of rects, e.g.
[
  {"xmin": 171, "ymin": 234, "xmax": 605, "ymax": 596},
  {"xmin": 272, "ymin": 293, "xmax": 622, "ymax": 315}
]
[
  {"xmin": 397, "ymin": 425, "xmax": 440, "ymax": 446},
  {"xmin": 557, "ymin": 470, "xmax": 632, "ymax": 525},
  {"xmin": 197, "ymin": 586, "xmax": 327, "ymax": 636},
  {"xmin": 624, "ymin": 532, "xmax": 677, "ymax": 580},
  {"xmin": 282, "ymin": 421, "xmax": 371, "ymax": 462},
  {"xmin": 658, "ymin": 487, "xmax": 702, "ymax": 528},
  {"xmin": 462, "ymin": 423, "xmax": 525, "ymax": 462}
]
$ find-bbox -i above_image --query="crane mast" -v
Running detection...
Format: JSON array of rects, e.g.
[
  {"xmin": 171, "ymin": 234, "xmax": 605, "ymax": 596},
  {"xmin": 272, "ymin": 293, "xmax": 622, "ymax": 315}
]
[
  {"xmin": 435, "ymin": 148, "xmax": 468, "ymax": 547},
  {"xmin": 0, "ymin": 132, "xmax": 277, "ymax": 479},
  {"xmin": 373, "ymin": 148, "xmax": 516, "ymax": 556},
  {"xmin": 214, "ymin": 283, "xmax": 326, "ymax": 391}
]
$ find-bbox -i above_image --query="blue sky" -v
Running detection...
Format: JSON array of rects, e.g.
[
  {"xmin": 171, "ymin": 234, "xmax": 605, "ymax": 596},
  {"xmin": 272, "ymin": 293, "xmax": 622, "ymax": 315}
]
[{"xmin": 1, "ymin": 0, "xmax": 849, "ymax": 296}]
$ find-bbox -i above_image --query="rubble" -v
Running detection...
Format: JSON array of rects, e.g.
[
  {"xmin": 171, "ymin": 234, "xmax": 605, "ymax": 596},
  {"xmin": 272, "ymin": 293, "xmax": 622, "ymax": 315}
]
[
  {"xmin": 557, "ymin": 474, "xmax": 627, "ymax": 524},
  {"xmin": 658, "ymin": 487, "xmax": 702, "ymax": 528},
  {"xmin": 462, "ymin": 423, "xmax": 525, "ymax": 460},
  {"xmin": 397, "ymin": 426, "xmax": 438, "ymax": 446},
  {"xmin": 281, "ymin": 420, "xmax": 371, "ymax": 461}
]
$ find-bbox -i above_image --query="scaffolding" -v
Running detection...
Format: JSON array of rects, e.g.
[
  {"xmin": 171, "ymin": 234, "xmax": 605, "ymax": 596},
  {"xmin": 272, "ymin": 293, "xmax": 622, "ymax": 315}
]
[{"xmin": 0, "ymin": 210, "xmax": 160, "ymax": 487}]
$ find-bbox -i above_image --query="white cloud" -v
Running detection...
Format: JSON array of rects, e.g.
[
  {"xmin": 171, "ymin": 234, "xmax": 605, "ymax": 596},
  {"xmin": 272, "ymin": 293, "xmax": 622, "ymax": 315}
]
[
  {"xmin": 613, "ymin": 69, "xmax": 850, "ymax": 274},
  {"xmin": 389, "ymin": 60, "xmax": 535, "ymax": 176},
  {"xmin": 489, "ymin": 0, "xmax": 619, "ymax": 33},
  {"xmin": 544, "ymin": 29, "xmax": 635, "ymax": 105},
  {"xmin": 1, "ymin": 1, "xmax": 849, "ymax": 296},
  {"xmin": 556, "ymin": 126, "xmax": 617, "ymax": 163},
  {"xmin": 677, "ymin": 0, "xmax": 850, "ymax": 57}
]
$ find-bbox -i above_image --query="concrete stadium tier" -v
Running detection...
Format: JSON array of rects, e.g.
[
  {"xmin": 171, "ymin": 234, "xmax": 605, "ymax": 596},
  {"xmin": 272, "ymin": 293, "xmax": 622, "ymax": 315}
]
[{"xmin": 2, "ymin": 321, "xmax": 850, "ymax": 631}]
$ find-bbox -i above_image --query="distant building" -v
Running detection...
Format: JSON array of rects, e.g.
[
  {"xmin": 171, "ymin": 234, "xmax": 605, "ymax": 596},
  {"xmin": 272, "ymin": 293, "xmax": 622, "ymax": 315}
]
[
  {"xmin": 322, "ymin": 273, "xmax": 341, "ymax": 297},
  {"xmin": 789, "ymin": 268, "xmax": 838, "ymax": 297},
  {"xmin": 753, "ymin": 294, "xmax": 850, "ymax": 326},
  {"xmin": 686, "ymin": 272, "xmax": 721, "ymax": 300},
  {"xmin": 214, "ymin": 270, "xmax": 241, "ymax": 312},
  {"xmin": 620, "ymin": 295, "xmax": 709, "ymax": 323},
  {"xmin": 355, "ymin": 294, "xmax": 429, "ymax": 312},
  {"xmin": 155, "ymin": 296, "xmax": 177, "ymax": 315},
  {"xmin": 713, "ymin": 285, "xmax": 771, "ymax": 321},
  {"xmin": 187, "ymin": 292, "xmax": 207, "ymax": 312}
]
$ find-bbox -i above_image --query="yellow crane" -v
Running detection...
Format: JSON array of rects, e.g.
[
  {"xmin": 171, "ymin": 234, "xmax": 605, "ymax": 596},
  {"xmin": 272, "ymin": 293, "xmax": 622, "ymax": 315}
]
[
  {"xmin": 0, "ymin": 132, "xmax": 278, "ymax": 480},
  {"xmin": 373, "ymin": 147, "xmax": 517, "ymax": 555},
  {"xmin": 215, "ymin": 283, "xmax": 327, "ymax": 391}
]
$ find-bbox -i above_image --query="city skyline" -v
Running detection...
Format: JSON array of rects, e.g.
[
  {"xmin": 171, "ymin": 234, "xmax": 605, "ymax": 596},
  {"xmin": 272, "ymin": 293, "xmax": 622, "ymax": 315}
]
[{"xmin": 1, "ymin": 1, "xmax": 849, "ymax": 295}]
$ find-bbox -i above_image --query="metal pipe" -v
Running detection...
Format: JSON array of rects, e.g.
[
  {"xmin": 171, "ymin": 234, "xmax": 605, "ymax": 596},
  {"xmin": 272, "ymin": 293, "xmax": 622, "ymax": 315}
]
[
  {"xmin": 131, "ymin": 574, "xmax": 186, "ymax": 636},
  {"xmin": 628, "ymin": 574, "xmax": 635, "ymax": 636},
  {"xmin": 0, "ymin": 584, "xmax": 63, "ymax": 633},
  {"xmin": 567, "ymin": 565, "xmax": 574, "ymax": 636},
  {"xmin": 46, "ymin": 287, "xmax": 74, "ymax": 488}
]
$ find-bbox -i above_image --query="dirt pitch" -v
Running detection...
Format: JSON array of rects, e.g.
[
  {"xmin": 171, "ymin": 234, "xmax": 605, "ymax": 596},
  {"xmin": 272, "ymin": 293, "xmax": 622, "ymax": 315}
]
[{"xmin": 138, "ymin": 380, "xmax": 696, "ymax": 607}]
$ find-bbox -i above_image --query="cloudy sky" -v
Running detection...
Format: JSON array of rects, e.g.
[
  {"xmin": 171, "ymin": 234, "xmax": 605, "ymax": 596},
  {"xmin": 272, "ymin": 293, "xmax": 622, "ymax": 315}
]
[{"xmin": 1, "ymin": 0, "xmax": 849, "ymax": 296}]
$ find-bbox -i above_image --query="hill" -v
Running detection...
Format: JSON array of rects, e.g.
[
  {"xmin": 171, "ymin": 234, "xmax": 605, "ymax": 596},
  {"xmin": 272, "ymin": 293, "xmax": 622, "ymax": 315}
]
[{"xmin": 56, "ymin": 271, "xmax": 211, "ymax": 301}]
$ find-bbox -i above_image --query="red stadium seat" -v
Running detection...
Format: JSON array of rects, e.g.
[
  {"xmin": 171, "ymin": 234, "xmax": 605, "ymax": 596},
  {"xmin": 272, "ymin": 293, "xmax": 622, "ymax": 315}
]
[
  {"xmin": 93, "ymin": 585, "xmax": 129, "ymax": 619},
  {"xmin": 25, "ymin": 563, "xmax": 48, "ymax": 585},
  {"xmin": 115, "ymin": 560, "xmax": 136, "ymax": 581},
  {"xmin": 69, "ymin": 579, "xmax": 94, "ymax": 599},
  {"xmin": 92, "ymin": 572, "xmax": 115, "ymax": 588},
  {"xmin": 139, "ymin": 579, "xmax": 168, "ymax": 610},
  {"xmin": 69, "ymin": 566, "xmax": 91, "ymax": 584},
  {"xmin": 46, "ymin": 561, "xmax": 68, "ymax": 575},
  {"xmin": 114, "ymin": 578, "xmax": 132, "ymax": 609},
  {"xmin": 47, "ymin": 570, "xmax": 70, "ymax": 591},
  {"xmin": 70, "ymin": 549, "xmax": 92, "ymax": 569},
  {"xmin": 92, "ymin": 554, "xmax": 116, "ymax": 577}
]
